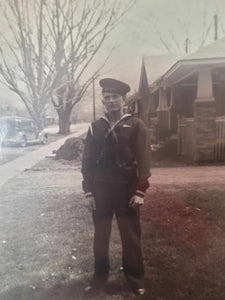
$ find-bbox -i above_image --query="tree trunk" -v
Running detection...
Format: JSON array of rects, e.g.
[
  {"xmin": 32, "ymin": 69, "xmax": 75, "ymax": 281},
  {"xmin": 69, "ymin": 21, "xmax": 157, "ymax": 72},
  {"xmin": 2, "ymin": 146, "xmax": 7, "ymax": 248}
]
[
  {"xmin": 57, "ymin": 107, "xmax": 72, "ymax": 134},
  {"xmin": 35, "ymin": 115, "xmax": 45, "ymax": 130},
  {"xmin": 29, "ymin": 110, "xmax": 45, "ymax": 130}
]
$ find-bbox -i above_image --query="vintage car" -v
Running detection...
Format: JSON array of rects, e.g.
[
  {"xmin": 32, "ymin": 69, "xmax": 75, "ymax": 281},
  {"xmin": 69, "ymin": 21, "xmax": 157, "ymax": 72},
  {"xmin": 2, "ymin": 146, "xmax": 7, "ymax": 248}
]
[{"xmin": 0, "ymin": 116, "xmax": 48, "ymax": 147}]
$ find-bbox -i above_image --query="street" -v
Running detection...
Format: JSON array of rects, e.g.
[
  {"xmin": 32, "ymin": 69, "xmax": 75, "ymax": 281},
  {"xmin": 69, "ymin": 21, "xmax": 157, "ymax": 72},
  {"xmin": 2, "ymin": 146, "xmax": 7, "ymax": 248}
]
[
  {"xmin": 0, "ymin": 138, "xmax": 55, "ymax": 166},
  {"xmin": 0, "ymin": 145, "xmax": 40, "ymax": 165}
]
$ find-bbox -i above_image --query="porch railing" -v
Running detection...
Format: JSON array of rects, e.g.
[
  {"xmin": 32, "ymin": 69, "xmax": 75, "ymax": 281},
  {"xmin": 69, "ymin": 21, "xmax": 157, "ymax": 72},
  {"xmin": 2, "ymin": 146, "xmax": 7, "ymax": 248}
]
[
  {"xmin": 215, "ymin": 117, "xmax": 225, "ymax": 161},
  {"xmin": 177, "ymin": 117, "xmax": 194, "ymax": 159}
]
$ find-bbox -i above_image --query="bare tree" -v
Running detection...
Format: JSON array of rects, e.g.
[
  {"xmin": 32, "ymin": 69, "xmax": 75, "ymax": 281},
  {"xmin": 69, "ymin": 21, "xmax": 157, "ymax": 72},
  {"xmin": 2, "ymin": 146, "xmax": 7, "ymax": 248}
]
[
  {"xmin": 0, "ymin": 0, "xmax": 134, "ymax": 132},
  {"xmin": 146, "ymin": 0, "xmax": 219, "ymax": 55}
]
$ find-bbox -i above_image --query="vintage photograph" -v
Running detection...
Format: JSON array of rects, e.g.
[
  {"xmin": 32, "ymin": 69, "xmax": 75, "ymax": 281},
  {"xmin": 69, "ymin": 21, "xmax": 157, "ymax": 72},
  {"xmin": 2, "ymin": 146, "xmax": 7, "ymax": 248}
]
[{"xmin": 0, "ymin": 0, "xmax": 225, "ymax": 299}]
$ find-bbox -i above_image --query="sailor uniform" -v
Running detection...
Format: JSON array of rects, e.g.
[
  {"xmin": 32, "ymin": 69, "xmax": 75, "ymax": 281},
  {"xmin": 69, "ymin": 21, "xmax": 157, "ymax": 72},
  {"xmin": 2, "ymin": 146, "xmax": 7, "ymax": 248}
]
[{"xmin": 81, "ymin": 113, "xmax": 151, "ymax": 290}]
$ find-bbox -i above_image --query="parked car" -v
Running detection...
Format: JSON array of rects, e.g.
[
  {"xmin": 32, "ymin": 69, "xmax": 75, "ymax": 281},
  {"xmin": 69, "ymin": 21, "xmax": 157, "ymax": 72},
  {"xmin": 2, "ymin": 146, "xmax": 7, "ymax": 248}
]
[{"xmin": 0, "ymin": 116, "xmax": 48, "ymax": 147}]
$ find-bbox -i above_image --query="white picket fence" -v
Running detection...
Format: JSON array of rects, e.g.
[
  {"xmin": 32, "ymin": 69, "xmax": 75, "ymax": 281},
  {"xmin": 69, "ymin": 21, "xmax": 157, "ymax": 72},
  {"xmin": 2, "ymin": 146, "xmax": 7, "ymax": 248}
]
[{"xmin": 215, "ymin": 117, "xmax": 225, "ymax": 161}]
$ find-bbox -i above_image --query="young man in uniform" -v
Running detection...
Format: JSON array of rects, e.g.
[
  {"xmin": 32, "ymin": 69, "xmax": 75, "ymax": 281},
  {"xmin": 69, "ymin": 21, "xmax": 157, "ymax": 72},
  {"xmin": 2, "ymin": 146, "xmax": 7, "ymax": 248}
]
[{"xmin": 81, "ymin": 78, "xmax": 151, "ymax": 295}]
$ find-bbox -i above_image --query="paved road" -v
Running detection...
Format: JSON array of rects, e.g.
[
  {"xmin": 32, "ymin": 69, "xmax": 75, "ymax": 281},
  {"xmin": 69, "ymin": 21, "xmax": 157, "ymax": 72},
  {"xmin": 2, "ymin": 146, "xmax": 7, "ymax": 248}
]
[
  {"xmin": 0, "ymin": 123, "xmax": 89, "ymax": 187},
  {"xmin": 0, "ymin": 135, "xmax": 59, "ymax": 166}
]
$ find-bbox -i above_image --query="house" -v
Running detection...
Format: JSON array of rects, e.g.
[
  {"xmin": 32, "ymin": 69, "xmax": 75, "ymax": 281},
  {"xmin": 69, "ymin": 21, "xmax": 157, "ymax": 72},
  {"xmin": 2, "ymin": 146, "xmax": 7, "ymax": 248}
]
[{"xmin": 127, "ymin": 37, "xmax": 225, "ymax": 162}]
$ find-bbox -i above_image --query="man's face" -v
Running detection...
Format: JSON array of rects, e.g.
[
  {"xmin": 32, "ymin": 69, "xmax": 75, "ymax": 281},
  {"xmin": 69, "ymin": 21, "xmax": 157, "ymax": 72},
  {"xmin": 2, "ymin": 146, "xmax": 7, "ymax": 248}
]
[{"xmin": 102, "ymin": 92, "xmax": 124, "ymax": 113}]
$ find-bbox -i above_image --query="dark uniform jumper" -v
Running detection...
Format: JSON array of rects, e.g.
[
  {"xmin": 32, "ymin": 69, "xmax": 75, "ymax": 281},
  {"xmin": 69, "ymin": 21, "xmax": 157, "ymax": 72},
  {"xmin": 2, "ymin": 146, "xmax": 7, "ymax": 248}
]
[{"xmin": 82, "ymin": 111, "xmax": 151, "ymax": 291}]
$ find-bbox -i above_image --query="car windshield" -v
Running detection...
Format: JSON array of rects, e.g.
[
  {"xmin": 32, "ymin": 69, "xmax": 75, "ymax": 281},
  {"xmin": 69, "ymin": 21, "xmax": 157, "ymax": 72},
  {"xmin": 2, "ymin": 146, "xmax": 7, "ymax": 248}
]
[
  {"xmin": 0, "ymin": 119, "xmax": 19, "ymax": 136},
  {"xmin": 19, "ymin": 120, "xmax": 32, "ymax": 130}
]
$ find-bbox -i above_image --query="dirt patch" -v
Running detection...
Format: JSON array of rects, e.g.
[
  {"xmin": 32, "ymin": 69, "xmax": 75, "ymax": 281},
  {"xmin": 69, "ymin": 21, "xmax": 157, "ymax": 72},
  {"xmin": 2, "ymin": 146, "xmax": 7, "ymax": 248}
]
[{"xmin": 55, "ymin": 137, "xmax": 84, "ymax": 161}]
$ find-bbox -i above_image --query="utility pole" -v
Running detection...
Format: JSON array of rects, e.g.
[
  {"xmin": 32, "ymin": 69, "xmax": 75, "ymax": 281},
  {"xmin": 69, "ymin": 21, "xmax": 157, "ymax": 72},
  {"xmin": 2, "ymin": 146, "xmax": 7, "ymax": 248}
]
[
  {"xmin": 214, "ymin": 14, "xmax": 218, "ymax": 41},
  {"xmin": 185, "ymin": 38, "xmax": 190, "ymax": 54},
  {"xmin": 92, "ymin": 78, "xmax": 96, "ymax": 121}
]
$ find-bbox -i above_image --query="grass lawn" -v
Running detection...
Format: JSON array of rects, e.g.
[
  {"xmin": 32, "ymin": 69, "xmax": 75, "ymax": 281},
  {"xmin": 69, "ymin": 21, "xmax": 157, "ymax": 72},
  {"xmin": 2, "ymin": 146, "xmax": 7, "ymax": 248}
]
[
  {"xmin": 142, "ymin": 184, "xmax": 225, "ymax": 300},
  {"xmin": 0, "ymin": 159, "xmax": 225, "ymax": 299}
]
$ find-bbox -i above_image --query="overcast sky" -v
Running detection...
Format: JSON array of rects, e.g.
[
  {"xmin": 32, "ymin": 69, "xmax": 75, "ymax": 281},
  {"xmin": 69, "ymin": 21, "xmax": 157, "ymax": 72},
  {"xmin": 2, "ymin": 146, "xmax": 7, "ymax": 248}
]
[
  {"xmin": 101, "ymin": 0, "xmax": 225, "ymax": 91},
  {"xmin": 1, "ymin": 0, "xmax": 225, "ymax": 109}
]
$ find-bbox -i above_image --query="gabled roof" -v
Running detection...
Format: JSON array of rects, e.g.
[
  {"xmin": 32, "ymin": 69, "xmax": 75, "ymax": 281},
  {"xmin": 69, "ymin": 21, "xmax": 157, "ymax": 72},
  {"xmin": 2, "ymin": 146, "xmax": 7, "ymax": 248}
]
[
  {"xmin": 142, "ymin": 55, "xmax": 184, "ymax": 85},
  {"xmin": 162, "ymin": 37, "xmax": 225, "ymax": 85},
  {"xmin": 185, "ymin": 36, "xmax": 225, "ymax": 60},
  {"xmin": 143, "ymin": 37, "xmax": 225, "ymax": 88}
]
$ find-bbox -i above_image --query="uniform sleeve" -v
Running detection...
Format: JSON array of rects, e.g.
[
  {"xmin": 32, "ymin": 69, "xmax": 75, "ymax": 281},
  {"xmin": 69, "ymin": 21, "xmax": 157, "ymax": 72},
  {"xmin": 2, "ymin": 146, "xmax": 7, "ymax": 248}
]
[
  {"xmin": 81, "ymin": 125, "xmax": 97, "ymax": 195},
  {"xmin": 134, "ymin": 119, "xmax": 151, "ymax": 196}
]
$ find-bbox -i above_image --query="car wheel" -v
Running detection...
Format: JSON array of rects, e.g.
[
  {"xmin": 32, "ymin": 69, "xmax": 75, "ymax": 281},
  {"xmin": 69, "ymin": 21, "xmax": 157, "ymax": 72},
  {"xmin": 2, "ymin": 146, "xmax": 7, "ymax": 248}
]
[{"xmin": 20, "ymin": 136, "xmax": 27, "ymax": 147}]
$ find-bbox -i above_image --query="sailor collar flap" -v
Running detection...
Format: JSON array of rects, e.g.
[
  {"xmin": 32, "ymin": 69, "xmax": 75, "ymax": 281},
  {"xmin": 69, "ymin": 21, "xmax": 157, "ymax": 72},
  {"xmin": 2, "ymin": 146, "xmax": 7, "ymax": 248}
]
[{"xmin": 100, "ymin": 114, "xmax": 132, "ymax": 131}]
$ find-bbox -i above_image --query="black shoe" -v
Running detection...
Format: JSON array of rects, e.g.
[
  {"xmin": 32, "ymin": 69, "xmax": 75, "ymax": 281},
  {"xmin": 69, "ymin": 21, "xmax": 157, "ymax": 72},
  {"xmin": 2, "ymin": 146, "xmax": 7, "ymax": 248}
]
[
  {"xmin": 135, "ymin": 288, "xmax": 146, "ymax": 296},
  {"xmin": 84, "ymin": 285, "xmax": 93, "ymax": 293},
  {"xmin": 84, "ymin": 275, "xmax": 107, "ymax": 292}
]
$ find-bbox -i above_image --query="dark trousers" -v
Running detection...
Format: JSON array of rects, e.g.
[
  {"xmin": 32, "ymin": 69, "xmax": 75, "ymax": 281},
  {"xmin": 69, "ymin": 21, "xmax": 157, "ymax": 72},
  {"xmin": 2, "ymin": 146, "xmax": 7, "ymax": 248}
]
[{"xmin": 92, "ymin": 181, "xmax": 144, "ymax": 290}]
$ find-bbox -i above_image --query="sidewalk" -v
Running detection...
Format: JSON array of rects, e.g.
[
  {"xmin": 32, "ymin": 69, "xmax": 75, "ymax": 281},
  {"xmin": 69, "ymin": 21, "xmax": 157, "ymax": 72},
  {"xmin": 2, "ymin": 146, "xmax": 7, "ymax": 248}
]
[
  {"xmin": 150, "ymin": 164, "xmax": 225, "ymax": 185},
  {"xmin": 0, "ymin": 123, "xmax": 89, "ymax": 187},
  {"xmin": 43, "ymin": 123, "xmax": 88, "ymax": 135}
]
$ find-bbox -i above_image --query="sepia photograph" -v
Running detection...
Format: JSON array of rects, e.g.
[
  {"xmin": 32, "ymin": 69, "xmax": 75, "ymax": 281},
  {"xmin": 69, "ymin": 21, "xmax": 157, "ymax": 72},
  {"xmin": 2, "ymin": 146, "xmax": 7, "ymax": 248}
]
[{"xmin": 0, "ymin": 0, "xmax": 225, "ymax": 299}]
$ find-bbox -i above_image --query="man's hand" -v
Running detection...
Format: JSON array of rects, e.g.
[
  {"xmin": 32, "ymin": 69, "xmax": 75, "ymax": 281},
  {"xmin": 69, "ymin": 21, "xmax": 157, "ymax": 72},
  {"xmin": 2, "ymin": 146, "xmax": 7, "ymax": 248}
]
[
  {"xmin": 85, "ymin": 195, "xmax": 96, "ymax": 212},
  {"xmin": 129, "ymin": 195, "xmax": 144, "ymax": 209}
]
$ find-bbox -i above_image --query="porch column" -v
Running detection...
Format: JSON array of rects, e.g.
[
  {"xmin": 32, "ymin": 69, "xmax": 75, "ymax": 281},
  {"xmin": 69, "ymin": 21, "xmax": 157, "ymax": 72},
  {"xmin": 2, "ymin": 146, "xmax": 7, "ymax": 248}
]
[
  {"xmin": 193, "ymin": 67, "xmax": 216, "ymax": 162},
  {"xmin": 157, "ymin": 87, "xmax": 170, "ymax": 138},
  {"xmin": 169, "ymin": 87, "xmax": 177, "ymax": 133}
]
